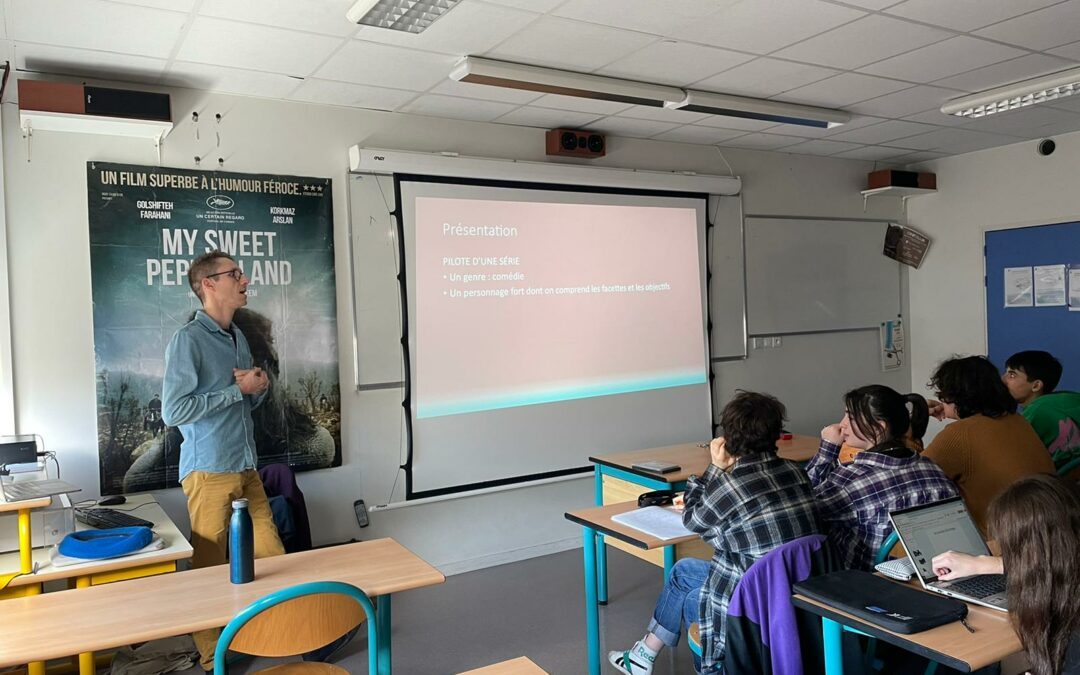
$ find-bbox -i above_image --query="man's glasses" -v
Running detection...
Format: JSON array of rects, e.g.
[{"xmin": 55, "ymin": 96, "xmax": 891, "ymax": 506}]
[{"xmin": 206, "ymin": 268, "xmax": 245, "ymax": 282}]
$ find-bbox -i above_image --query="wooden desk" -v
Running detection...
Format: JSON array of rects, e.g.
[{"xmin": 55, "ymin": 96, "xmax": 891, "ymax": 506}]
[
  {"xmin": 0, "ymin": 538, "xmax": 443, "ymax": 675},
  {"xmin": 588, "ymin": 436, "xmax": 818, "ymax": 597},
  {"xmin": 565, "ymin": 501, "xmax": 697, "ymax": 675},
  {"xmin": 792, "ymin": 586, "xmax": 1022, "ymax": 673},
  {"xmin": 457, "ymin": 656, "xmax": 548, "ymax": 674}
]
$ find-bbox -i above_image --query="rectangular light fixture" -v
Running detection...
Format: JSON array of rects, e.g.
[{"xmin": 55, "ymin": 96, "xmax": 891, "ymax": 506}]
[
  {"xmin": 941, "ymin": 65, "xmax": 1080, "ymax": 119},
  {"xmin": 666, "ymin": 91, "xmax": 850, "ymax": 129},
  {"xmin": 347, "ymin": 0, "xmax": 461, "ymax": 33},
  {"xmin": 449, "ymin": 57, "xmax": 685, "ymax": 108}
]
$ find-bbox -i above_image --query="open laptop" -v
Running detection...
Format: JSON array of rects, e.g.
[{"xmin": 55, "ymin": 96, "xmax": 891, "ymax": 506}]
[{"xmin": 889, "ymin": 497, "xmax": 1008, "ymax": 612}]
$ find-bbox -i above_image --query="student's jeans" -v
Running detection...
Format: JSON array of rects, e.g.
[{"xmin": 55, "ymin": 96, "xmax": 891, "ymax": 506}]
[{"xmin": 646, "ymin": 557, "xmax": 710, "ymax": 673}]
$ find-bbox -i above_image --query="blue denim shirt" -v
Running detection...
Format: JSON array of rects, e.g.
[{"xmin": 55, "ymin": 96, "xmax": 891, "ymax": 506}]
[{"xmin": 162, "ymin": 310, "xmax": 266, "ymax": 481}]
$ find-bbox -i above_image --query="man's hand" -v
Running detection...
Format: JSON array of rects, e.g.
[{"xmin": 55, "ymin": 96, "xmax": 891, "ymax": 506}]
[
  {"xmin": 821, "ymin": 423, "xmax": 843, "ymax": 445},
  {"xmin": 710, "ymin": 437, "xmax": 736, "ymax": 472},
  {"xmin": 928, "ymin": 399, "xmax": 946, "ymax": 420},
  {"xmin": 235, "ymin": 367, "xmax": 269, "ymax": 396}
]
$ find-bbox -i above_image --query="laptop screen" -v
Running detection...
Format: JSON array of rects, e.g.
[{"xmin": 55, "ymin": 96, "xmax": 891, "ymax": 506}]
[{"xmin": 889, "ymin": 497, "xmax": 991, "ymax": 582}]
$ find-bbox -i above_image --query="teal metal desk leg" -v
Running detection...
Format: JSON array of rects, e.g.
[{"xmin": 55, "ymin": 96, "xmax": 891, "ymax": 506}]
[
  {"xmin": 584, "ymin": 525, "xmax": 601, "ymax": 675},
  {"xmin": 594, "ymin": 467, "xmax": 608, "ymax": 604},
  {"xmin": 822, "ymin": 617, "xmax": 844, "ymax": 675},
  {"xmin": 663, "ymin": 544, "xmax": 675, "ymax": 579},
  {"xmin": 376, "ymin": 594, "xmax": 392, "ymax": 675}
]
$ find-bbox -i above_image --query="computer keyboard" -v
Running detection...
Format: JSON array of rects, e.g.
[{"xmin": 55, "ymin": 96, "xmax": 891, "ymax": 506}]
[
  {"xmin": 74, "ymin": 507, "xmax": 153, "ymax": 530},
  {"xmin": 947, "ymin": 574, "xmax": 1006, "ymax": 597}
]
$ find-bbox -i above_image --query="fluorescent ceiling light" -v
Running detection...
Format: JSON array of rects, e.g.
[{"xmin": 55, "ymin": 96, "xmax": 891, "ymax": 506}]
[
  {"xmin": 450, "ymin": 57, "xmax": 684, "ymax": 108},
  {"xmin": 666, "ymin": 91, "xmax": 850, "ymax": 129},
  {"xmin": 941, "ymin": 65, "xmax": 1080, "ymax": 119},
  {"xmin": 347, "ymin": 0, "xmax": 461, "ymax": 33}
]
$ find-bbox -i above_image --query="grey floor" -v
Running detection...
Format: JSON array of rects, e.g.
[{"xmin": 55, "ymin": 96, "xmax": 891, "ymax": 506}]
[{"xmin": 174, "ymin": 546, "xmax": 699, "ymax": 674}]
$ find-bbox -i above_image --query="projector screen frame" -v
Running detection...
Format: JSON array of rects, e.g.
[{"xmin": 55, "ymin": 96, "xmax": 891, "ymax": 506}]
[{"xmin": 391, "ymin": 172, "xmax": 715, "ymax": 500}]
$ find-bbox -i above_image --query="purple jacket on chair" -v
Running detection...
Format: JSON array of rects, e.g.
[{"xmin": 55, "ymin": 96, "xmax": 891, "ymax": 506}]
[{"xmin": 258, "ymin": 463, "xmax": 312, "ymax": 552}]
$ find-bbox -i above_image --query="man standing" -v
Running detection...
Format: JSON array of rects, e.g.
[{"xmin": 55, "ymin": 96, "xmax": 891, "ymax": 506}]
[{"xmin": 162, "ymin": 250, "xmax": 284, "ymax": 671}]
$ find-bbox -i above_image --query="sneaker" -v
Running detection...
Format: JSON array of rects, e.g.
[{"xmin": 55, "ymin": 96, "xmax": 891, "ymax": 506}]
[{"xmin": 607, "ymin": 644, "xmax": 655, "ymax": 675}]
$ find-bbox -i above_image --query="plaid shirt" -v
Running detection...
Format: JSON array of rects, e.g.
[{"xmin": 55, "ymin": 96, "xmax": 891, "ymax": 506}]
[
  {"xmin": 682, "ymin": 453, "xmax": 820, "ymax": 670},
  {"xmin": 807, "ymin": 439, "xmax": 959, "ymax": 571}
]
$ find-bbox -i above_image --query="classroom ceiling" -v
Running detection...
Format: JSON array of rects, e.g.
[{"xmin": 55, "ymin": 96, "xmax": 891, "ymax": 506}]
[{"xmin": 6, "ymin": 0, "xmax": 1080, "ymax": 163}]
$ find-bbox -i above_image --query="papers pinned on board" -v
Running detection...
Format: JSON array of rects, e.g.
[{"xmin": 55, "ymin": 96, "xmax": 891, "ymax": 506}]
[{"xmin": 611, "ymin": 506, "xmax": 693, "ymax": 541}]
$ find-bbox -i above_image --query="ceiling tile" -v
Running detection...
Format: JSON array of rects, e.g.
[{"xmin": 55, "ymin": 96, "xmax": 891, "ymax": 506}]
[
  {"xmin": 530, "ymin": 94, "xmax": 632, "ymax": 115},
  {"xmin": 902, "ymin": 108, "xmax": 973, "ymax": 126},
  {"xmin": 614, "ymin": 105, "xmax": 710, "ymax": 124},
  {"xmin": 586, "ymin": 116, "xmax": 681, "ymax": 139},
  {"xmin": 198, "ymin": 0, "xmax": 358, "ymax": 37},
  {"xmin": 553, "ymin": 0, "xmax": 726, "ymax": 37},
  {"xmin": 163, "ymin": 62, "xmax": 303, "ymax": 98},
  {"xmin": 889, "ymin": 150, "xmax": 949, "ymax": 165},
  {"xmin": 832, "ymin": 145, "xmax": 914, "ymax": 161},
  {"xmin": 884, "ymin": 0, "xmax": 1063, "ymax": 31},
  {"xmin": 776, "ymin": 72, "xmax": 912, "ymax": 107},
  {"xmin": 651, "ymin": 125, "xmax": 748, "ymax": 145},
  {"xmin": 483, "ymin": 0, "xmax": 564, "ymax": 11},
  {"xmin": 353, "ymin": 1, "xmax": 537, "ymax": 55},
  {"xmin": 429, "ymin": 78, "xmax": 543, "ymax": 104},
  {"xmin": 400, "ymin": 94, "xmax": 520, "ymax": 122},
  {"xmin": 932, "ymin": 54, "xmax": 1076, "ymax": 93},
  {"xmin": 15, "ymin": 43, "xmax": 167, "ymax": 83},
  {"xmin": 315, "ymin": 41, "xmax": 457, "ymax": 90},
  {"xmin": 595, "ymin": 41, "xmax": 753, "ymax": 87},
  {"xmin": 691, "ymin": 58, "xmax": 839, "ymax": 98},
  {"xmin": 773, "ymin": 14, "xmax": 951, "ymax": 70},
  {"xmin": 670, "ymin": 0, "xmax": 866, "ymax": 55},
  {"xmin": 106, "ymin": 0, "xmax": 197, "ymax": 10},
  {"xmin": 771, "ymin": 114, "xmax": 883, "ymax": 138},
  {"xmin": 834, "ymin": 0, "xmax": 904, "ymax": 9},
  {"xmin": 858, "ymin": 37, "xmax": 1025, "ymax": 83},
  {"xmin": 287, "ymin": 79, "xmax": 418, "ymax": 111},
  {"xmin": 1048, "ymin": 40, "xmax": 1080, "ymax": 61},
  {"xmin": 721, "ymin": 132, "xmax": 807, "ymax": 149},
  {"xmin": 493, "ymin": 106, "xmax": 603, "ymax": 129},
  {"xmin": 485, "ymin": 16, "xmax": 657, "ymax": 72},
  {"xmin": 176, "ymin": 17, "xmax": 341, "ymax": 77},
  {"xmin": 783, "ymin": 138, "xmax": 864, "ymax": 156},
  {"xmin": 848, "ymin": 85, "xmax": 962, "ymax": 117},
  {"xmin": 884, "ymin": 127, "xmax": 1015, "ymax": 152},
  {"xmin": 695, "ymin": 115, "xmax": 780, "ymax": 132},
  {"xmin": 975, "ymin": 1, "xmax": 1080, "ymax": 51},
  {"xmin": 960, "ymin": 105, "xmax": 1080, "ymax": 136},
  {"xmin": 7, "ymin": 0, "xmax": 187, "ymax": 58},
  {"xmin": 827, "ymin": 119, "xmax": 942, "ymax": 144}
]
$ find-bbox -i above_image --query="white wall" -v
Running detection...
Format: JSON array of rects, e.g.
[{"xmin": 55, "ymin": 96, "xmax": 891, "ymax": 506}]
[
  {"xmin": 906, "ymin": 129, "xmax": 1080, "ymax": 415},
  {"xmin": 2, "ymin": 79, "xmax": 902, "ymax": 572}
]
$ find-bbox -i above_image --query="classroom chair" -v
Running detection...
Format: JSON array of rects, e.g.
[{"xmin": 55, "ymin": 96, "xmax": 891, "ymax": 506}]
[
  {"xmin": 1057, "ymin": 456, "xmax": 1080, "ymax": 480},
  {"xmin": 213, "ymin": 580, "xmax": 378, "ymax": 675}
]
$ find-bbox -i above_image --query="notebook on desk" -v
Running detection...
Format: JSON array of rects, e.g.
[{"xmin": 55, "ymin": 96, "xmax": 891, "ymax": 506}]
[
  {"xmin": 611, "ymin": 506, "xmax": 692, "ymax": 541},
  {"xmin": 0, "ymin": 478, "xmax": 81, "ymax": 503}
]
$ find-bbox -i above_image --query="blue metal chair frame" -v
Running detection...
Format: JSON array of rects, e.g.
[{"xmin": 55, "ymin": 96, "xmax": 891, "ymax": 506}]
[
  {"xmin": 213, "ymin": 581, "xmax": 380, "ymax": 675},
  {"xmin": 1057, "ymin": 455, "xmax": 1080, "ymax": 477}
]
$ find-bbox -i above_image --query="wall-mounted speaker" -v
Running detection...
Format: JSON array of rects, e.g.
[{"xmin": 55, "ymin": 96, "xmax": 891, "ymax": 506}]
[{"xmin": 545, "ymin": 128, "xmax": 606, "ymax": 158}]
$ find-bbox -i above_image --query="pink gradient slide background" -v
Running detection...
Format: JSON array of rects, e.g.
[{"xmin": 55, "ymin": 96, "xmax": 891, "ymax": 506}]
[{"xmin": 414, "ymin": 196, "xmax": 707, "ymax": 417}]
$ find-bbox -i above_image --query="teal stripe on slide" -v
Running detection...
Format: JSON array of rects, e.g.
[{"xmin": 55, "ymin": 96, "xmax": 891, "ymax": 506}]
[{"xmin": 417, "ymin": 373, "xmax": 707, "ymax": 419}]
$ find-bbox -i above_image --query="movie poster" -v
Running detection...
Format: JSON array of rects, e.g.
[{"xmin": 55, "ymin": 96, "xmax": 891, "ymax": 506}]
[{"xmin": 87, "ymin": 162, "xmax": 339, "ymax": 494}]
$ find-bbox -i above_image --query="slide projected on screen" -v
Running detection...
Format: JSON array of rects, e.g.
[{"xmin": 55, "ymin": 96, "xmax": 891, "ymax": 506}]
[
  {"xmin": 415, "ymin": 196, "xmax": 705, "ymax": 418},
  {"xmin": 400, "ymin": 179, "xmax": 712, "ymax": 498}
]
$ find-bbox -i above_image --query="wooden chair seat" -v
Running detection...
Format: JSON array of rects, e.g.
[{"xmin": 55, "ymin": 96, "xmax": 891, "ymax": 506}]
[
  {"xmin": 255, "ymin": 663, "xmax": 348, "ymax": 674},
  {"xmin": 457, "ymin": 656, "xmax": 548, "ymax": 674}
]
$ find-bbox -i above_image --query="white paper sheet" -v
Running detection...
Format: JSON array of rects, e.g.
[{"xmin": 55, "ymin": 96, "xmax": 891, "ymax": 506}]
[
  {"xmin": 1034, "ymin": 264, "xmax": 1066, "ymax": 307},
  {"xmin": 1069, "ymin": 268, "xmax": 1080, "ymax": 312},
  {"xmin": 611, "ymin": 506, "xmax": 693, "ymax": 541},
  {"xmin": 1004, "ymin": 267, "xmax": 1033, "ymax": 308}
]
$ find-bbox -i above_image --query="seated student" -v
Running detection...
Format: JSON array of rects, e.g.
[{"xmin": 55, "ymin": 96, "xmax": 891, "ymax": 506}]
[
  {"xmin": 807, "ymin": 385, "xmax": 959, "ymax": 570},
  {"xmin": 837, "ymin": 394, "xmax": 928, "ymax": 464},
  {"xmin": 923, "ymin": 355, "xmax": 1055, "ymax": 534},
  {"xmin": 607, "ymin": 391, "xmax": 820, "ymax": 675},
  {"xmin": 932, "ymin": 475, "xmax": 1080, "ymax": 675},
  {"xmin": 1002, "ymin": 350, "xmax": 1080, "ymax": 471}
]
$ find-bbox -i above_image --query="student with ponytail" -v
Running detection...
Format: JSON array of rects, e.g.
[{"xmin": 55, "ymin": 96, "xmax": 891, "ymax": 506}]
[{"xmin": 807, "ymin": 385, "xmax": 959, "ymax": 570}]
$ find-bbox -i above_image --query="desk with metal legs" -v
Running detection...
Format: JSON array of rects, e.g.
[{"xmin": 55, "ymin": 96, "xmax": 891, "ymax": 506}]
[{"xmin": 565, "ymin": 501, "xmax": 698, "ymax": 675}]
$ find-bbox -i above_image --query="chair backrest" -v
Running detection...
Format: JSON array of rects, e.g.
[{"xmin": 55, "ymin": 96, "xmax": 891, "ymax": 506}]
[
  {"xmin": 214, "ymin": 581, "xmax": 378, "ymax": 674},
  {"xmin": 873, "ymin": 530, "xmax": 901, "ymax": 566},
  {"xmin": 1057, "ymin": 456, "xmax": 1080, "ymax": 479}
]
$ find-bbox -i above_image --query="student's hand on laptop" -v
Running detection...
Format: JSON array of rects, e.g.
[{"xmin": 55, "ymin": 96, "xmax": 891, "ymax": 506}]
[
  {"xmin": 710, "ymin": 437, "xmax": 736, "ymax": 472},
  {"xmin": 931, "ymin": 551, "xmax": 1003, "ymax": 580},
  {"xmin": 820, "ymin": 423, "xmax": 843, "ymax": 445}
]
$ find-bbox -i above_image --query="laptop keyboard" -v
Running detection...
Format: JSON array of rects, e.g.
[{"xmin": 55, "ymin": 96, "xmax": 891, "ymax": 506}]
[
  {"xmin": 946, "ymin": 574, "xmax": 1006, "ymax": 598},
  {"xmin": 75, "ymin": 508, "xmax": 154, "ymax": 530}
]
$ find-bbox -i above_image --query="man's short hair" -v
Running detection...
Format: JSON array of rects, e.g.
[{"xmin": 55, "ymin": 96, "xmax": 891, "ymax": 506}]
[
  {"xmin": 929, "ymin": 355, "xmax": 1017, "ymax": 419},
  {"xmin": 188, "ymin": 250, "xmax": 235, "ymax": 302},
  {"xmin": 720, "ymin": 390, "xmax": 786, "ymax": 457},
  {"xmin": 1005, "ymin": 350, "xmax": 1062, "ymax": 394}
]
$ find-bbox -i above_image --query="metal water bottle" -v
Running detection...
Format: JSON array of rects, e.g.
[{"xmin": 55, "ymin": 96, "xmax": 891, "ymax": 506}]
[{"xmin": 229, "ymin": 498, "xmax": 254, "ymax": 584}]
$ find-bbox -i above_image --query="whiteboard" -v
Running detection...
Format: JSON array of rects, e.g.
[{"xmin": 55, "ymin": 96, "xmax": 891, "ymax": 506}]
[{"xmin": 744, "ymin": 217, "xmax": 900, "ymax": 334}]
